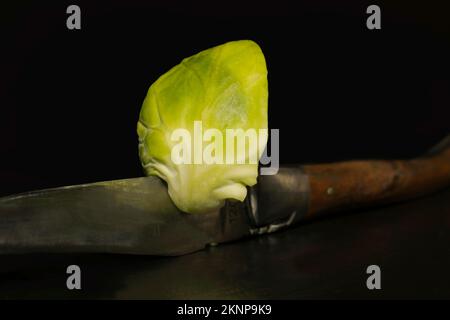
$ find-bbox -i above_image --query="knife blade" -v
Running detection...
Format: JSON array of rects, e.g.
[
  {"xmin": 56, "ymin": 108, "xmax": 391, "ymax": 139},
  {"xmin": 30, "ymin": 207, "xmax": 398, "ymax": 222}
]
[{"xmin": 0, "ymin": 176, "xmax": 254, "ymax": 256}]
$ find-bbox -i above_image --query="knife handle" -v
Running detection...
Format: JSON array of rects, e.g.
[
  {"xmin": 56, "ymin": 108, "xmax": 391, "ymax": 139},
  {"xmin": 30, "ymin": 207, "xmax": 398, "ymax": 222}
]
[
  {"xmin": 303, "ymin": 134, "xmax": 450, "ymax": 220},
  {"xmin": 250, "ymin": 135, "xmax": 450, "ymax": 230}
]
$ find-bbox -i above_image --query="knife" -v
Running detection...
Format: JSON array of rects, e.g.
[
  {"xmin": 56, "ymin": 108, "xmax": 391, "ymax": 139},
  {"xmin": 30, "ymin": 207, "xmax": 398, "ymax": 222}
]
[{"xmin": 0, "ymin": 135, "xmax": 449, "ymax": 256}]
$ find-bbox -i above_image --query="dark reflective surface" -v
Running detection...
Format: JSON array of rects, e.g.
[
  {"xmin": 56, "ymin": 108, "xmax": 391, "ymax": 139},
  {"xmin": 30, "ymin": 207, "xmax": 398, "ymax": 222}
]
[{"xmin": 0, "ymin": 188, "xmax": 449, "ymax": 299}]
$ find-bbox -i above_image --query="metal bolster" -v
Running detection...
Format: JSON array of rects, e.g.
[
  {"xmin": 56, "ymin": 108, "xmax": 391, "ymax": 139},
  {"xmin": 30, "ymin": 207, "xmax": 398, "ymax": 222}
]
[{"xmin": 246, "ymin": 166, "xmax": 310, "ymax": 236}]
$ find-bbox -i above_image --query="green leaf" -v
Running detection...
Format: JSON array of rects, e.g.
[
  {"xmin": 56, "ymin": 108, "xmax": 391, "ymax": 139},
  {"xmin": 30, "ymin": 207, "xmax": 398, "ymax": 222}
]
[{"xmin": 137, "ymin": 40, "xmax": 268, "ymax": 214}]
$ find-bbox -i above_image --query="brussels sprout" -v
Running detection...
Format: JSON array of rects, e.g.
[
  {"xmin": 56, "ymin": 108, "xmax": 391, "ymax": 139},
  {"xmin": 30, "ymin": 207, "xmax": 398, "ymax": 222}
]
[{"xmin": 137, "ymin": 40, "xmax": 268, "ymax": 214}]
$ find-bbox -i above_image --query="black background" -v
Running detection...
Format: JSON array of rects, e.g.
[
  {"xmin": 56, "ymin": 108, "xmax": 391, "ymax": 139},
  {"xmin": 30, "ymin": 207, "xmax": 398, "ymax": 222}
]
[
  {"xmin": 1, "ymin": 1, "xmax": 449, "ymax": 196},
  {"xmin": 0, "ymin": 0, "xmax": 450, "ymax": 301}
]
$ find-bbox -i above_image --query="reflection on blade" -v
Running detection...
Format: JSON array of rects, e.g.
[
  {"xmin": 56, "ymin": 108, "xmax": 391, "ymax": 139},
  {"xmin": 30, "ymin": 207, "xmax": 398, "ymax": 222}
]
[{"xmin": 0, "ymin": 177, "xmax": 252, "ymax": 256}]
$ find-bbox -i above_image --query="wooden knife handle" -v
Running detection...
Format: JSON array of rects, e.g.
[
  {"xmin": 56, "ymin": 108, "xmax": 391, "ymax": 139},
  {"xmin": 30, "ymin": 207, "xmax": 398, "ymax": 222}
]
[{"xmin": 303, "ymin": 136, "xmax": 450, "ymax": 219}]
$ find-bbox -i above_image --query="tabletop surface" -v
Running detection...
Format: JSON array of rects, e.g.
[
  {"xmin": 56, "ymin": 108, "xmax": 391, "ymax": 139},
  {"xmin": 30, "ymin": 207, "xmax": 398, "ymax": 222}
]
[{"xmin": 0, "ymin": 188, "xmax": 449, "ymax": 299}]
